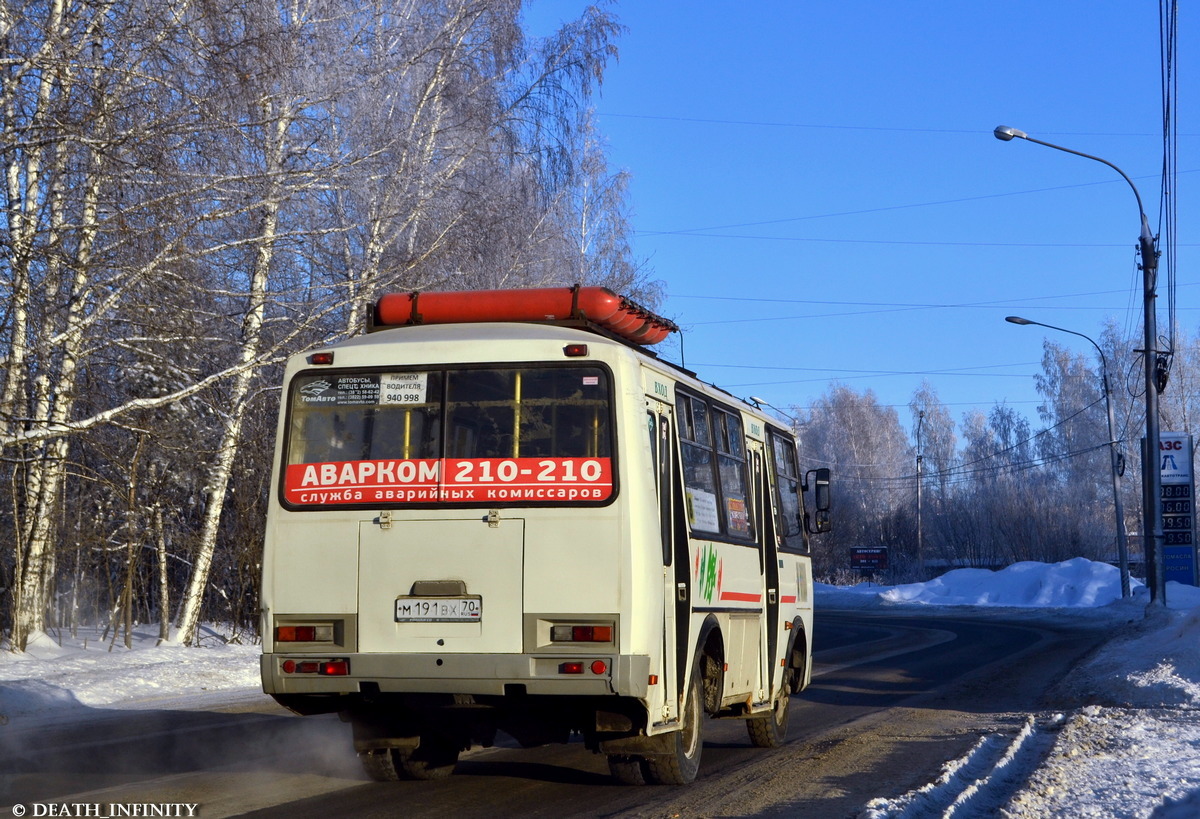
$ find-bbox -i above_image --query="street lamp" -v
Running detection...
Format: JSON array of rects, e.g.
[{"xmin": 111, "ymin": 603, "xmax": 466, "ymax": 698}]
[
  {"xmin": 995, "ymin": 125, "xmax": 1164, "ymax": 604},
  {"xmin": 750, "ymin": 396, "xmax": 798, "ymax": 432},
  {"xmin": 1005, "ymin": 316, "xmax": 1131, "ymax": 597}
]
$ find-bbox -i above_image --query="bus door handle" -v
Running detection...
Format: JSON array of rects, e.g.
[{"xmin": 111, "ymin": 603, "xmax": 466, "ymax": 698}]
[
  {"xmin": 768, "ymin": 589, "xmax": 777, "ymax": 604},
  {"xmin": 677, "ymin": 583, "xmax": 687, "ymax": 601}
]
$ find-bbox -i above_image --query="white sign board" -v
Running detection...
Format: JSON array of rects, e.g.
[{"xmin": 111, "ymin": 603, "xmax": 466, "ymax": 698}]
[{"xmin": 1160, "ymin": 432, "xmax": 1194, "ymax": 484}]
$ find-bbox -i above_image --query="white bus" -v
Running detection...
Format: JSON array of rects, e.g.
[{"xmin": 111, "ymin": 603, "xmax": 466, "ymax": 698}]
[{"xmin": 260, "ymin": 287, "xmax": 830, "ymax": 785}]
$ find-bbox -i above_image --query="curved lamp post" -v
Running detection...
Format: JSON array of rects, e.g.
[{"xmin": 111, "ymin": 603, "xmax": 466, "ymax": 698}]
[
  {"xmin": 1005, "ymin": 316, "xmax": 1131, "ymax": 597},
  {"xmin": 995, "ymin": 125, "xmax": 1163, "ymax": 604}
]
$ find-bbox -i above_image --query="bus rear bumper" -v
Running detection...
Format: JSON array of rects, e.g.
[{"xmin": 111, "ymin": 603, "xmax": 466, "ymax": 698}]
[{"xmin": 261, "ymin": 651, "xmax": 651, "ymax": 699}]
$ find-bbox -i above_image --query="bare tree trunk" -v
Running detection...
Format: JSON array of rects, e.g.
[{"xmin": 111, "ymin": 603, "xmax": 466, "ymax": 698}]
[
  {"xmin": 1, "ymin": 0, "xmax": 68, "ymax": 650},
  {"xmin": 107, "ymin": 436, "xmax": 144, "ymax": 650},
  {"xmin": 11, "ymin": 93, "xmax": 108, "ymax": 647},
  {"xmin": 175, "ymin": 104, "xmax": 289, "ymax": 646},
  {"xmin": 155, "ymin": 507, "xmax": 170, "ymax": 645}
]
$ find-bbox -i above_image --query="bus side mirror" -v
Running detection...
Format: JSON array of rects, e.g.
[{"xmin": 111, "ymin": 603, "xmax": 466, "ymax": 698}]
[{"xmin": 804, "ymin": 468, "xmax": 831, "ymax": 534}]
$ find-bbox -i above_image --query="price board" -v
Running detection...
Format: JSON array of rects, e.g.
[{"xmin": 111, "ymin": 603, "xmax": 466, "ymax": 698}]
[{"xmin": 1160, "ymin": 433, "xmax": 1197, "ymax": 586}]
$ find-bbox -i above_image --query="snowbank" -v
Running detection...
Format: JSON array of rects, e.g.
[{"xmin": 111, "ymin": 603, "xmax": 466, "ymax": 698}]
[
  {"xmin": 819, "ymin": 556, "xmax": 1171, "ymax": 609},
  {"xmin": 0, "ymin": 625, "xmax": 260, "ymax": 721}
]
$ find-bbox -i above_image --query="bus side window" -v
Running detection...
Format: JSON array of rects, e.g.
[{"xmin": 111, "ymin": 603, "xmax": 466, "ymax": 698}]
[
  {"xmin": 678, "ymin": 394, "xmax": 720, "ymax": 534},
  {"xmin": 769, "ymin": 431, "xmax": 807, "ymax": 553},
  {"xmin": 648, "ymin": 410, "xmax": 674, "ymax": 566},
  {"xmin": 647, "ymin": 411, "xmax": 658, "ymax": 482},
  {"xmin": 713, "ymin": 409, "xmax": 753, "ymax": 541}
]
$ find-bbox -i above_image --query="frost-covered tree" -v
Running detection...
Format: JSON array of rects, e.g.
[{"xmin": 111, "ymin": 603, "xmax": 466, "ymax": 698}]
[{"xmin": 0, "ymin": 0, "xmax": 645, "ymax": 650}]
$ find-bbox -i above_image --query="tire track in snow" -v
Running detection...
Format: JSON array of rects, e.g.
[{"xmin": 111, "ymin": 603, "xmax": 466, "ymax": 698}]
[{"xmin": 855, "ymin": 713, "xmax": 1066, "ymax": 818}]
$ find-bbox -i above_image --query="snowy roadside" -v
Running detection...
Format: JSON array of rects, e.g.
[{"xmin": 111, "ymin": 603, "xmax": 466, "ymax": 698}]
[
  {"xmin": 4, "ymin": 558, "xmax": 1200, "ymax": 817},
  {"xmin": 837, "ymin": 559, "xmax": 1200, "ymax": 819},
  {"xmin": 0, "ymin": 625, "xmax": 264, "ymax": 727}
]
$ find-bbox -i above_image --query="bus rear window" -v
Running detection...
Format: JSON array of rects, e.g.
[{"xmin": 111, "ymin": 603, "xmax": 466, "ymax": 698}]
[{"xmin": 282, "ymin": 366, "xmax": 613, "ymax": 508}]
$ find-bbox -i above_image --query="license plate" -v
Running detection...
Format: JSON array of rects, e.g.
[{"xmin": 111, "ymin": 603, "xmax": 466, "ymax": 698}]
[{"xmin": 394, "ymin": 596, "xmax": 482, "ymax": 623}]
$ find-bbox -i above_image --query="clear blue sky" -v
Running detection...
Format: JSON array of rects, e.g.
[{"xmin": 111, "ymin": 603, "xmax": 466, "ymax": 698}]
[{"xmin": 524, "ymin": 1, "xmax": 1194, "ymax": 435}]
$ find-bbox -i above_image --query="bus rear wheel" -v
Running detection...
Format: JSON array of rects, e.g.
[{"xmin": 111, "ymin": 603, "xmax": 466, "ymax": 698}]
[
  {"xmin": 359, "ymin": 736, "xmax": 460, "ymax": 781},
  {"xmin": 645, "ymin": 666, "xmax": 704, "ymax": 785}
]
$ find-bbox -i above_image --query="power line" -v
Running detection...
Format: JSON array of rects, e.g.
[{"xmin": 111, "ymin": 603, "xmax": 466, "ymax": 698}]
[
  {"xmin": 638, "ymin": 231, "xmax": 1200, "ymax": 249},
  {"xmin": 725, "ymin": 373, "xmax": 1037, "ymax": 389},
  {"xmin": 598, "ymin": 111, "xmax": 1189, "ymax": 138},
  {"xmin": 673, "ymin": 283, "xmax": 1200, "ymax": 326},
  {"xmin": 665, "ymin": 282, "xmax": 1200, "ymax": 333},
  {"xmin": 1160, "ymin": 0, "xmax": 1180, "ymax": 355},
  {"xmin": 695, "ymin": 361, "xmax": 1036, "ymax": 376},
  {"xmin": 634, "ymin": 170, "xmax": 1199, "ymax": 238},
  {"xmin": 672, "ymin": 286, "xmax": 1141, "ymax": 306},
  {"xmin": 867, "ymin": 440, "xmax": 1118, "ymax": 489},
  {"xmin": 687, "ymin": 302, "xmax": 1200, "ymax": 328},
  {"xmin": 806, "ymin": 395, "xmax": 1112, "ymax": 485}
]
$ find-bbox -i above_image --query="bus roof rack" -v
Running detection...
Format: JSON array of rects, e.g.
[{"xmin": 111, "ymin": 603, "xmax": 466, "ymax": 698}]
[{"xmin": 369, "ymin": 285, "xmax": 678, "ymax": 346}]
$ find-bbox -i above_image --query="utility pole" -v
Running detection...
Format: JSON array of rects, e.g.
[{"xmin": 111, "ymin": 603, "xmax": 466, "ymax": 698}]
[{"xmin": 916, "ymin": 410, "xmax": 925, "ymax": 578}]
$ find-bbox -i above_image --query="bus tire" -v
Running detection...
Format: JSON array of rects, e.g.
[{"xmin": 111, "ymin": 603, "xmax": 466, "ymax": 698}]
[
  {"xmin": 606, "ymin": 754, "xmax": 650, "ymax": 785},
  {"xmin": 360, "ymin": 749, "xmax": 402, "ymax": 782},
  {"xmin": 399, "ymin": 735, "xmax": 460, "ymax": 780},
  {"xmin": 358, "ymin": 737, "xmax": 460, "ymax": 781},
  {"xmin": 645, "ymin": 665, "xmax": 704, "ymax": 785},
  {"xmin": 746, "ymin": 670, "xmax": 792, "ymax": 748}
]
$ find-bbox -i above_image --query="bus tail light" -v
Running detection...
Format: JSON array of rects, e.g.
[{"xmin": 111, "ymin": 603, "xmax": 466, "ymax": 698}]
[
  {"xmin": 276, "ymin": 624, "xmax": 334, "ymax": 643},
  {"xmin": 551, "ymin": 624, "xmax": 613, "ymax": 643},
  {"xmin": 559, "ymin": 661, "xmax": 584, "ymax": 674},
  {"xmin": 281, "ymin": 658, "xmax": 350, "ymax": 675}
]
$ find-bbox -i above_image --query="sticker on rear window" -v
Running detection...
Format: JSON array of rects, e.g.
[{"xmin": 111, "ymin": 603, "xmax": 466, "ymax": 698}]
[
  {"xmin": 296, "ymin": 375, "xmax": 380, "ymax": 406},
  {"xmin": 381, "ymin": 372, "xmax": 428, "ymax": 405}
]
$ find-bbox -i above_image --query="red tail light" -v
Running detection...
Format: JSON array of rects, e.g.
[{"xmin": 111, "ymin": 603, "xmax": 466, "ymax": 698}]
[
  {"xmin": 276, "ymin": 624, "xmax": 333, "ymax": 643},
  {"xmin": 280, "ymin": 658, "xmax": 349, "ymax": 675},
  {"xmin": 551, "ymin": 624, "xmax": 613, "ymax": 643}
]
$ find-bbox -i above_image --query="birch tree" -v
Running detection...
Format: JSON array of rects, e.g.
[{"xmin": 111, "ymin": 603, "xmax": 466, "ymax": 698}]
[
  {"xmin": 0, "ymin": 0, "xmax": 640, "ymax": 649},
  {"xmin": 799, "ymin": 384, "xmax": 911, "ymax": 576},
  {"xmin": 0, "ymin": 0, "xmax": 208, "ymax": 648}
]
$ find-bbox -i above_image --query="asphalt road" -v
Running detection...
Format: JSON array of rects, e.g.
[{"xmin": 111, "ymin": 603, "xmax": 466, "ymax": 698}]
[{"xmin": 0, "ymin": 611, "xmax": 1114, "ymax": 818}]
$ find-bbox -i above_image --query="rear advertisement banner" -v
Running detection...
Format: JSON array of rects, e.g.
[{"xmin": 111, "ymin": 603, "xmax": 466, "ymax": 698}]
[{"xmin": 284, "ymin": 456, "xmax": 613, "ymax": 505}]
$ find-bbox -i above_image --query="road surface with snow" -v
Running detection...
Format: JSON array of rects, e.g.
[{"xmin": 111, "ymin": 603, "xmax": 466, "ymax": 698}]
[{"xmin": 3, "ymin": 558, "xmax": 1200, "ymax": 817}]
